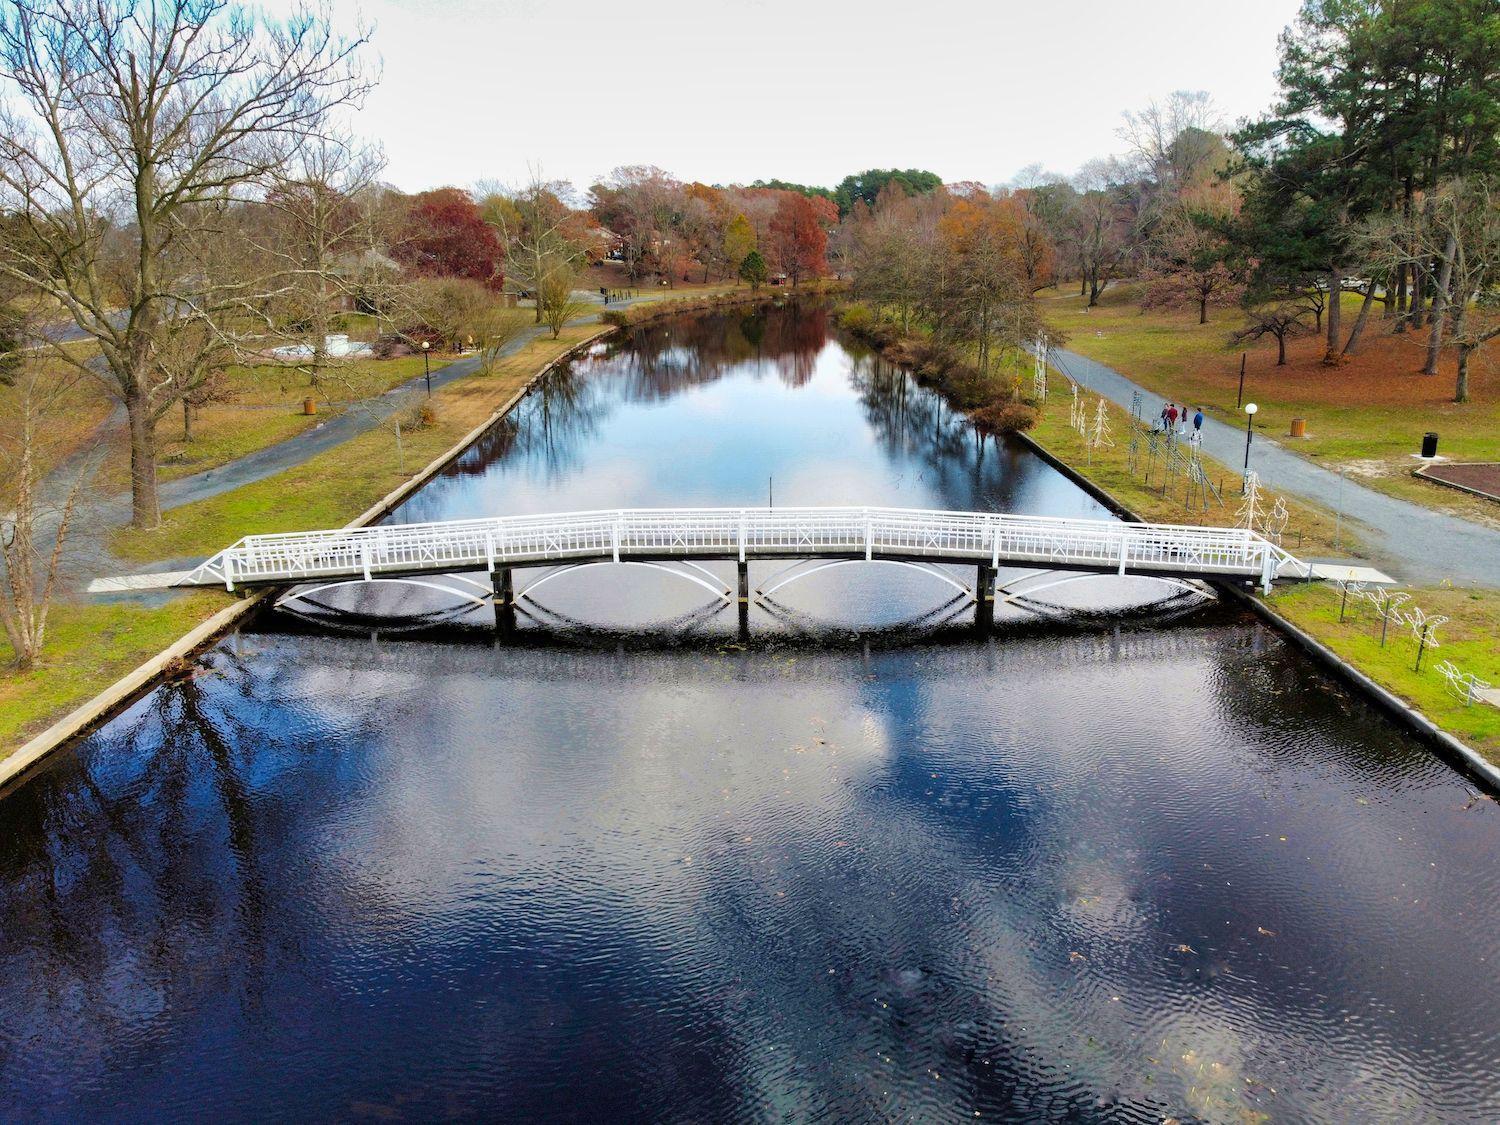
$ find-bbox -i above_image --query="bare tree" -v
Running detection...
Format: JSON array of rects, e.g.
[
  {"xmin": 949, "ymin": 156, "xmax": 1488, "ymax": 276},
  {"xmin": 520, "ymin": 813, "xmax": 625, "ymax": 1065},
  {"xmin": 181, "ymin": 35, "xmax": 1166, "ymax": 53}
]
[
  {"xmin": 1119, "ymin": 91, "xmax": 1225, "ymax": 194},
  {"xmin": 264, "ymin": 135, "xmax": 386, "ymax": 382},
  {"xmin": 483, "ymin": 171, "xmax": 589, "ymax": 325},
  {"xmin": 0, "ymin": 0, "xmax": 372, "ymax": 527},
  {"xmin": 1232, "ymin": 298, "xmax": 1314, "ymax": 366},
  {"xmin": 0, "ymin": 362, "xmax": 92, "ymax": 670},
  {"xmin": 1070, "ymin": 161, "xmax": 1132, "ymax": 306}
]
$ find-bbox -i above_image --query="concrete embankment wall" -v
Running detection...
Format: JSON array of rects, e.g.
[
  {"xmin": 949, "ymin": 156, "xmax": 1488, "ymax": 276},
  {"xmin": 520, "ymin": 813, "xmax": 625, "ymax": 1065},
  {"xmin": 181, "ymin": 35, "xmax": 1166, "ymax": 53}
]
[
  {"xmin": 0, "ymin": 328, "xmax": 615, "ymax": 797},
  {"xmin": 1017, "ymin": 427, "xmax": 1500, "ymax": 794}
]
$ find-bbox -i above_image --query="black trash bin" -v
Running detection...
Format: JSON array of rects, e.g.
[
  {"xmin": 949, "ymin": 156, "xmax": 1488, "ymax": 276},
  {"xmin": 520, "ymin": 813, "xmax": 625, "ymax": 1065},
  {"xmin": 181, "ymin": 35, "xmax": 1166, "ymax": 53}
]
[{"xmin": 1421, "ymin": 432, "xmax": 1439, "ymax": 458}]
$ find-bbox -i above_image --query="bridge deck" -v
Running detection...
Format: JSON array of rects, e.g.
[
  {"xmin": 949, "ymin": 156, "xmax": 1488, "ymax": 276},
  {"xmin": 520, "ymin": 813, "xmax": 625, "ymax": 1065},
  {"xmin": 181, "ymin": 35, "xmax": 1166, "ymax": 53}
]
[{"xmin": 168, "ymin": 507, "xmax": 1307, "ymax": 593}]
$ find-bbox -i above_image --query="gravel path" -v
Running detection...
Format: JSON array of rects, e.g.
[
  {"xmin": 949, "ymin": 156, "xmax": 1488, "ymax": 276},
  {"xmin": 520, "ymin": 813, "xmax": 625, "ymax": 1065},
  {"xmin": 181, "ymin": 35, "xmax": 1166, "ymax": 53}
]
[{"xmin": 1050, "ymin": 346, "xmax": 1500, "ymax": 588}]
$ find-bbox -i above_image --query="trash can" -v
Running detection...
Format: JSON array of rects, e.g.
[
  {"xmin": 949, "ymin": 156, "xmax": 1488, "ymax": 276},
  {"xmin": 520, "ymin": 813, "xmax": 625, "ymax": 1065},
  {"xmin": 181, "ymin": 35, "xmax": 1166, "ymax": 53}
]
[
  {"xmin": 303, "ymin": 397, "xmax": 317, "ymax": 416},
  {"xmin": 1421, "ymin": 431, "xmax": 1439, "ymax": 458},
  {"xmin": 1290, "ymin": 417, "xmax": 1306, "ymax": 439}
]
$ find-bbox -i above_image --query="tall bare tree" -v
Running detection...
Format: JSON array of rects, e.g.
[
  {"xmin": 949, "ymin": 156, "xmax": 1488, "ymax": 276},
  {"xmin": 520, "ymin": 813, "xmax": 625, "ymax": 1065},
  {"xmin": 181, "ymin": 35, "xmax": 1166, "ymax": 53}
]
[
  {"xmin": 484, "ymin": 172, "xmax": 588, "ymax": 325},
  {"xmin": 264, "ymin": 135, "xmax": 385, "ymax": 381},
  {"xmin": 0, "ymin": 0, "xmax": 372, "ymax": 527}
]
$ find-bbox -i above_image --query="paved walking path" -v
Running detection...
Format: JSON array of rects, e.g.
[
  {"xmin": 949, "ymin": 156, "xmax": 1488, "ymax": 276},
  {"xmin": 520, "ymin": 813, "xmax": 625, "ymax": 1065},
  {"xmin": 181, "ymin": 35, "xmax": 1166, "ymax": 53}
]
[
  {"xmin": 1050, "ymin": 347, "xmax": 1500, "ymax": 588},
  {"xmin": 40, "ymin": 292, "xmax": 710, "ymax": 592}
]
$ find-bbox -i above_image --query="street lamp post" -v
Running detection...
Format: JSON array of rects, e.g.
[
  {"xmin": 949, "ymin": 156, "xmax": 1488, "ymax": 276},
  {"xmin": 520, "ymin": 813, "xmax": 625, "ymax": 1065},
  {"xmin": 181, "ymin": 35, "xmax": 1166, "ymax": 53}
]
[
  {"xmin": 1242, "ymin": 401, "xmax": 1259, "ymax": 483},
  {"xmin": 421, "ymin": 340, "xmax": 431, "ymax": 396}
]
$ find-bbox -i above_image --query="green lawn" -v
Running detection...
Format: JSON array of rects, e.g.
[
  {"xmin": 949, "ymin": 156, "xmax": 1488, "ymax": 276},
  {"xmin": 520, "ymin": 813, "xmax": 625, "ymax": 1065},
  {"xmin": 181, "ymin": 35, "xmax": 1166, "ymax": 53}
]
[
  {"xmin": 108, "ymin": 354, "xmax": 458, "ymax": 489},
  {"xmin": 1270, "ymin": 582, "xmax": 1500, "ymax": 763},
  {"xmin": 1040, "ymin": 284, "xmax": 1500, "ymax": 522},
  {"xmin": 1030, "ymin": 373, "xmax": 1356, "ymax": 558},
  {"xmin": 0, "ymin": 594, "xmax": 226, "ymax": 750},
  {"xmin": 112, "ymin": 325, "xmax": 602, "ymax": 562}
]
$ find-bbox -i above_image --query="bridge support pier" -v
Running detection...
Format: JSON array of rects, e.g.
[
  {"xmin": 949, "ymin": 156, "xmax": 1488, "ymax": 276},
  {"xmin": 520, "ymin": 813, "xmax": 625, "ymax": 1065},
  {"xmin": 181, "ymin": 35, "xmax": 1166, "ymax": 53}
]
[
  {"xmin": 975, "ymin": 564, "xmax": 995, "ymax": 632},
  {"xmin": 737, "ymin": 562, "xmax": 750, "ymax": 640},
  {"xmin": 493, "ymin": 567, "xmax": 516, "ymax": 635}
]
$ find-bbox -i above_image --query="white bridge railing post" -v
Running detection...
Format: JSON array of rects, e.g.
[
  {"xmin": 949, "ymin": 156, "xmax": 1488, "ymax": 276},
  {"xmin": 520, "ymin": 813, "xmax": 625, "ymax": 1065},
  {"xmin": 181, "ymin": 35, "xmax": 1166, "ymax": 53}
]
[{"xmin": 176, "ymin": 507, "xmax": 1307, "ymax": 595}]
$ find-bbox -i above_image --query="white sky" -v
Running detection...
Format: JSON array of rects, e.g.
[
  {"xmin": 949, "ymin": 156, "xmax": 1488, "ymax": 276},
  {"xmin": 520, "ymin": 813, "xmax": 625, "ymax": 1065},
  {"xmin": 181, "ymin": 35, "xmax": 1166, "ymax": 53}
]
[{"xmin": 326, "ymin": 0, "xmax": 1303, "ymax": 194}]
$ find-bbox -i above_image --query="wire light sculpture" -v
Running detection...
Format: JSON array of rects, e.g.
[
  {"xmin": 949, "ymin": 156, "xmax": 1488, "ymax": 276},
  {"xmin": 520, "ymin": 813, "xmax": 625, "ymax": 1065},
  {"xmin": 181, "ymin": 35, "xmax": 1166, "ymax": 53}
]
[
  {"xmin": 1435, "ymin": 660, "xmax": 1491, "ymax": 706},
  {"xmin": 1260, "ymin": 496, "xmax": 1290, "ymax": 545},
  {"xmin": 1235, "ymin": 471, "xmax": 1261, "ymax": 530},
  {"xmin": 1365, "ymin": 587, "xmax": 1412, "ymax": 648},
  {"xmin": 1087, "ymin": 398, "xmax": 1114, "ymax": 455},
  {"xmin": 1402, "ymin": 606, "xmax": 1448, "ymax": 671}
]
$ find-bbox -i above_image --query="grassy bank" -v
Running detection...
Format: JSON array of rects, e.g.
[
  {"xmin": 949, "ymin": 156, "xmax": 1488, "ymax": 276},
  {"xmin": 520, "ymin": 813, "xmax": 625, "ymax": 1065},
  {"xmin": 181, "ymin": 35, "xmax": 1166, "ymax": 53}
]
[
  {"xmin": 1040, "ymin": 284, "xmax": 1500, "ymax": 525},
  {"xmin": 602, "ymin": 280, "xmax": 847, "ymax": 328},
  {"xmin": 0, "ymin": 595, "xmax": 227, "ymax": 751},
  {"xmin": 2, "ymin": 280, "xmax": 801, "ymax": 760},
  {"xmin": 1026, "ymin": 381, "xmax": 1352, "ymax": 557},
  {"xmin": 1, "ymin": 326, "xmax": 597, "ymax": 757},
  {"xmin": 836, "ymin": 297, "xmax": 1498, "ymax": 763},
  {"xmin": 1269, "ymin": 583, "xmax": 1500, "ymax": 761}
]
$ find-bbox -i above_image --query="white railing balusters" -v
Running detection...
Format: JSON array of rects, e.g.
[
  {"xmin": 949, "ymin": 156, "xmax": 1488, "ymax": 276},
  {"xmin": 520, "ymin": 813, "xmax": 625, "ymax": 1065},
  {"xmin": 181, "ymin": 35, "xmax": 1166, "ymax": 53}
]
[{"xmin": 178, "ymin": 506, "xmax": 1303, "ymax": 591}]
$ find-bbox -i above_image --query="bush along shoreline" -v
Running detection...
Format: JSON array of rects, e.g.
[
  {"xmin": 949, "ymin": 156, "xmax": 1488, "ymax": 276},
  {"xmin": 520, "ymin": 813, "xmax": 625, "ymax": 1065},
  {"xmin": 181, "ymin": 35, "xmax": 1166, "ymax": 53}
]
[{"xmin": 834, "ymin": 303, "xmax": 1039, "ymax": 435}]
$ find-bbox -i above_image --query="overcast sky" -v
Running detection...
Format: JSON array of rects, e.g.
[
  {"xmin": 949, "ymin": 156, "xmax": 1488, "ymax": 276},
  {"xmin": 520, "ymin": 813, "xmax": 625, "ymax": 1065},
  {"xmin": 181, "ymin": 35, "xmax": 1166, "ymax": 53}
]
[{"xmin": 327, "ymin": 0, "xmax": 1303, "ymax": 195}]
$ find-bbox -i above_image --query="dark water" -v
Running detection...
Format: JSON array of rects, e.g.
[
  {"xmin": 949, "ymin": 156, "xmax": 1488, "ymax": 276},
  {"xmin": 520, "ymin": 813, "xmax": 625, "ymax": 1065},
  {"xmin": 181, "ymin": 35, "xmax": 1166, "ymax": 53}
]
[{"xmin": 2, "ymin": 305, "xmax": 1498, "ymax": 1123}]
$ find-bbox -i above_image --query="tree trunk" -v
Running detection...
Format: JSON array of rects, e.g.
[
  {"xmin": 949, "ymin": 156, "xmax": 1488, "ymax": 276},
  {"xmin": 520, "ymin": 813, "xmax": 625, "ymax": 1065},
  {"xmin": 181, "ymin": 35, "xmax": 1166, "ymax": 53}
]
[
  {"xmin": 1198, "ymin": 296, "xmax": 1208, "ymax": 324},
  {"xmin": 1079, "ymin": 276, "xmax": 1087, "ymax": 298},
  {"xmin": 1277, "ymin": 332, "xmax": 1287, "ymax": 366},
  {"xmin": 1423, "ymin": 231, "xmax": 1457, "ymax": 376},
  {"xmin": 125, "ymin": 386, "xmax": 161, "ymax": 528},
  {"xmin": 1409, "ymin": 265, "xmax": 1427, "ymax": 330},
  {"xmin": 1450, "ymin": 302, "xmax": 1472, "ymax": 403},
  {"xmin": 1342, "ymin": 282, "xmax": 1377, "ymax": 355},
  {"xmin": 1322, "ymin": 270, "xmax": 1341, "ymax": 364},
  {"xmin": 1393, "ymin": 264, "xmax": 1408, "ymax": 330},
  {"xmin": 183, "ymin": 398, "xmax": 193, "ymax": 442}
]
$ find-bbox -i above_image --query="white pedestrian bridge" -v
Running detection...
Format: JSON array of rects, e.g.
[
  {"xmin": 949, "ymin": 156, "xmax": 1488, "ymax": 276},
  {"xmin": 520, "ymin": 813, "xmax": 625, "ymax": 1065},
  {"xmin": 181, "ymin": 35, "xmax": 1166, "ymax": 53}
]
[{"xmin": 134, "ymin": 508, "xmax": 1308, "ymax": 627}]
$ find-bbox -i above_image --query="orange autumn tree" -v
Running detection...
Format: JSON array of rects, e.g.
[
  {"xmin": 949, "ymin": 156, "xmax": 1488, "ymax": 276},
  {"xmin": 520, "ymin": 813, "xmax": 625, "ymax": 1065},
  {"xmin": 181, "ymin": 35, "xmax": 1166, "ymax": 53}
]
[{"xmin": 936, "ymin": 194, "xmax": 1038, "ymax": 374}]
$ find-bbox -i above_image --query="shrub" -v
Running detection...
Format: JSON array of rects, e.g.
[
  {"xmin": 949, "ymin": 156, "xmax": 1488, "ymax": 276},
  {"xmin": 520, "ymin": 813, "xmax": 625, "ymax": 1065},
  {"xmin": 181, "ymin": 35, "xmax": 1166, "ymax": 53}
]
[
  {"xmin": 395, "ymin": 399, "xmax": 438, "ymax": 432},
  {"xmin": 969, "ymin": 400, "xmax": 1038, "ymax": 435},
  {"xmin": 837, "ymin": 302, "xmax": 873, "ymax": 332}
]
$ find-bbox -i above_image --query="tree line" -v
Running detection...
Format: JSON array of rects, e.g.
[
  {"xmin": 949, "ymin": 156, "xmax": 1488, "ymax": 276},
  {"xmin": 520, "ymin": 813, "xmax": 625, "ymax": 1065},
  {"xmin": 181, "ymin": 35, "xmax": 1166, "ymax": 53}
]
[
  {"xmin": 2, "ymin": 0, "xmax": 1496, "ymax": 546},
  {"xmin": 838, "ymin": 0, "xmax": 1499, "ymax": 404},
  {"xmin": 0, "ymin": 2, "xmax": 899, "ymax": 537}
]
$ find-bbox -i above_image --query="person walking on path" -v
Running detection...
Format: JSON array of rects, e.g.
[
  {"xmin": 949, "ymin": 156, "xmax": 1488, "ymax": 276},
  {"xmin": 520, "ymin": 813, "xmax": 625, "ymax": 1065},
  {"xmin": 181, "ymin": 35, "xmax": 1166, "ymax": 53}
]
[{"xmin": 1192, "ymin": 407, "xmax": 1204, "ymax": 440}]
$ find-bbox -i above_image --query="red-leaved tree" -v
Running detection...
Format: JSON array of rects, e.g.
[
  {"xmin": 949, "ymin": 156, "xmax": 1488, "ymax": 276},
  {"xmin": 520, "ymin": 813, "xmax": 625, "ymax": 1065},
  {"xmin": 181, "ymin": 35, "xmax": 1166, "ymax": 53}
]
[
  {"xmin": 768, "ymin": 193, "xmax": 831, "ymax": 286},
  {"xmin": 393, "ymin": 188, "xmax": 504, "ymax": 290}
]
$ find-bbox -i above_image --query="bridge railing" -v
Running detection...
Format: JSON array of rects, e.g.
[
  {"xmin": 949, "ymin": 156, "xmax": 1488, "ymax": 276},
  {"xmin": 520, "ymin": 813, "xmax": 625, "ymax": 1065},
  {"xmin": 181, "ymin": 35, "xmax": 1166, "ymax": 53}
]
[{"xmin": 185, "ymin": 506, "xmax": 1295, "ymax": 592}]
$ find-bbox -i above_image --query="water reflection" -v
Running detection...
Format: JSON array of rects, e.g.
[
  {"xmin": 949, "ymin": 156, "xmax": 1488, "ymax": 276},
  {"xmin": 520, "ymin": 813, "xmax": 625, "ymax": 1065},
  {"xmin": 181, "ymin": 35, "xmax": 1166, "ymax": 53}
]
[
  {"xmin": 383, "ymin": 302, "xmax": 1125, "ymax": 636},
  {"xmin": 1, "ymin": 303, "xmax": 1498, "ymax": 1122}
]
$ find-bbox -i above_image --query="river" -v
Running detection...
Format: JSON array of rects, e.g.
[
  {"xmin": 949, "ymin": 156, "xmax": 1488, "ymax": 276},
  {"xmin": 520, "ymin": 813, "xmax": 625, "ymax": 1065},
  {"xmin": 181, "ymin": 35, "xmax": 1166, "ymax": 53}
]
[{"xmin": 2, "ymin": 302, "xmax": 1497, "ymax": 1123}]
